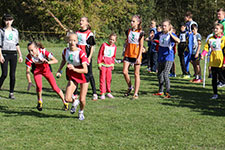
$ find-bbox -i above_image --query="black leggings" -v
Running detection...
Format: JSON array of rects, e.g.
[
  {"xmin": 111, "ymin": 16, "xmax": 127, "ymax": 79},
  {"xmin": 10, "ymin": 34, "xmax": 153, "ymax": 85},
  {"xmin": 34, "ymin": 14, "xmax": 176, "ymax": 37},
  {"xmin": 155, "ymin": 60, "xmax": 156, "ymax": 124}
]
[
  {"xmin": 211, "ymin": 67, "xmax": 225, "ymax": 94},
  {"xmin": 0, "ymin": 51, "xmax": 17, "ymax": 93},
  {"xmin": 74, "ymin": 59, "xmax": 97, "ymax": 95}
]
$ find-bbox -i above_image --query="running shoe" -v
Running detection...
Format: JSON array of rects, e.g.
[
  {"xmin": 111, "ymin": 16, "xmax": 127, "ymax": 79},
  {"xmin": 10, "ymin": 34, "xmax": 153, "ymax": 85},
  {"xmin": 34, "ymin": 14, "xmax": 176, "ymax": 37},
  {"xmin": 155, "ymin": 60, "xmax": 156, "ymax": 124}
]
[
  {"xmin": 124, "ymin": 86, "xmax": 133, "ymax": 97},
  {"xmin": 92, "ymin": 94, "xmax": 98, "ymax": 101},
  {"xmin": 211, "ymin": 94, "xmax": 218, "ymax": 99},
  {"xmin": 36, "ymin": 101, "xmax": 43, "ymax": 111},
  {"xmin": 164, "ymin": 93, "xmax": 171, "ymax": 98},
  {"xmin": 100, "ymin": 94, "xmax": 105, "ymax": 100},
  {"xmin": 63, "ymin": 102, "xmax": 69, "ymax": 111},
  {"xmin": 78, "ymin": 112, "xmax": 85, "ymax": 121},
  {"xmin": 193, "ymin": 79, "xmax": 203, "ymax": 83},
  {"xmin": 9, "ymin": 93, "xmax": 15, "ymax": 99},
  {"xmin": 71, "ymin": 99, "xmax": 80, "ymax": 114},
  {"xmin": 217, "ymin": 82, "xmax": 225, "ymax": 88},
  {"xmin": 182, "ymin": 75, "xmax": 191, "ymax": 79},
  {"xmin": 153, "ymin": 92, "xmax": 164, "ymax": 96},
  {"xmin": 106, "ymin": 93, "xmax": 114, "ymax": 98},
  {"xmin": 208, "ymin": 74, "xmax": 212, "ymax": 78},
  {"xmin": 132, "ymin": 94, "xmax": 139, "ymax": 100}
]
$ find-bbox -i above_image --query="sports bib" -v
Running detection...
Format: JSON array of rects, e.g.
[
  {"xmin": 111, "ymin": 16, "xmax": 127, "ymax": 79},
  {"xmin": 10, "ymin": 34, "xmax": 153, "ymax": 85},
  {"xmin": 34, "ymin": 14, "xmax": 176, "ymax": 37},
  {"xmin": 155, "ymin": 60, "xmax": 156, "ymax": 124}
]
[{"xmin": 104, "ymin": 45, "xmax": 115, "ymax": 57}]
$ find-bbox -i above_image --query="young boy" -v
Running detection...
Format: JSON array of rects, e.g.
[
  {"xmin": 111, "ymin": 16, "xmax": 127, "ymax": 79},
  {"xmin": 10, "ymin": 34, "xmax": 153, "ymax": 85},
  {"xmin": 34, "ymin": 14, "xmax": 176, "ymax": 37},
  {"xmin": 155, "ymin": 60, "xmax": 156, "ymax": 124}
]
[
  {"xmin": 190, "ymin": 24, "xmax": 202, "ymax": 83},
  {"xmin": 178, "ymin": 23, "xmax": 189, "ymax": 77}
]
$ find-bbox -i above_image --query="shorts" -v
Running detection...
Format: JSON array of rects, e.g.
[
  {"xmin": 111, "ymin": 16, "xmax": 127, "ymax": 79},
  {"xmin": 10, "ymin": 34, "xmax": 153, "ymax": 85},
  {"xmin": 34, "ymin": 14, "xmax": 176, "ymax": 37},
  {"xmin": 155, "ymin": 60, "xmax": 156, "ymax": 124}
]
[
  {"xmin": 190, "ymin": 53, "xmax": 201, "ymax": 61},
  {"xmin": 123, "ymin": 57, "xmax": 137, "ymax": 63}
]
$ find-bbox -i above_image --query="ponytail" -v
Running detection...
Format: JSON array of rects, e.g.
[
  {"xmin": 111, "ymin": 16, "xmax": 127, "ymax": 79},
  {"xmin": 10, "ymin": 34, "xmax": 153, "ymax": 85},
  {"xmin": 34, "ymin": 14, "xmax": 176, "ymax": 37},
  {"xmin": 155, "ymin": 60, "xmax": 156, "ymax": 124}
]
[{"xmin": 27, "ymin": 41, "xmax": 45, "ymax": 49}]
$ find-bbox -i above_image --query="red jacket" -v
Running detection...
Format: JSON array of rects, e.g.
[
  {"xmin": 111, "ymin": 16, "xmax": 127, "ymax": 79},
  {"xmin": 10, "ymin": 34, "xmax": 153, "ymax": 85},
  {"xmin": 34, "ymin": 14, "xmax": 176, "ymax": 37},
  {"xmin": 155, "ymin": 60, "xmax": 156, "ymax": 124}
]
[{"xmin": 97, "ymin": 42, "xmax": 117, "ymax": 67}]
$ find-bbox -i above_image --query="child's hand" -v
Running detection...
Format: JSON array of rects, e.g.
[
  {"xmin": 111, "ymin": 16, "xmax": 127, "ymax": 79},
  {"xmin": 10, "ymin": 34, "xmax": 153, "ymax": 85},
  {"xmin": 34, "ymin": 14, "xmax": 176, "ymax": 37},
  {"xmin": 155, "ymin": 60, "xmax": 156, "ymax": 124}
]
[
  {"xmin": 0, "ymin": 55, "xmax": 5, "ymax": 63},
  {"xmin": 112, "ymin": 66, "xmax": 114, "ymax": 70},
  {"xmin": 56, "ymin": 72, "xmax": 61, "ymax": 78},
  {"xmin": 195, "ymin": 53, "xmax": 199, "ymax": 58},
  {"xmin": 201, "ymin": 55, "xmax": 204, "ymax": 60},
  {"xmin": 18, "ymin": 56, "xmax": 23, "ymax": 63},
  {"xmin": 135, "ymin": 58, "xmax": 141, "ymax": 65},
  {"xmin": 67, "ymin": 64, "xmax": 75, "ymax": 71},
  {"xmin": 27, "ymin": 82, "xmax": 35, "ymax": 91},
  {"xmin": 41, "ymin": 58, "xmax": 48, "ymax": 64},
  {"xmin": 98, "ymin": 66, "xmax": 102, "ymax": 70}
]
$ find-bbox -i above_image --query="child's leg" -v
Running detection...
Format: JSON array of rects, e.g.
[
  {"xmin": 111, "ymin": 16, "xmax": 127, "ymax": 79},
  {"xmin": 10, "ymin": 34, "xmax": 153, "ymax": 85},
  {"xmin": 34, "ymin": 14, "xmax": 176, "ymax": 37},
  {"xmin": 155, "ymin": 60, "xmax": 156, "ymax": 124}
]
[
  {"xmin": 134, "ymin": 64, "xmax": 140, "ymax": 95},
  {"xmin": 65, "ymin": 80, "xmax": 77, "ymax": 103},
  {"xmin": 79, "ymin": 82, "xmax": 89, "ymax": 111},
  {"xmin": 100, "ymin": 66, "xmax": 107, "ymax": 95},
  {"xmin": 34, "ymin": 73, "xmax": 43, "ymax": 101},
  {"xmin": 163, "ymin": 61, "xmax": 173, "ymax": 93},
  {"xmin": 123, "ymin": 61, "xmax": 132, "ymax": 88},
  {"xmin": 157, "ymin": 62, "xmax": 165, "ymax": 93},
  {"xmin": 196, "ymin": 60, "xmax": 201, "ymax": 78},
  {"xmin": 44, "ymin": 71, "xmax": 65, "ymax": 103},
  {"xmin": 192, "ymin": 60, "xmax": 197, "ymax": 78},
  {"xmin": 88, "ymin": 60, "xmax": 97, "ymax": 95},
  {"xmin": 152, "ymin": 52, "xmax": 158, "ymax": 72},
  {"xmin": 106, "ymin": 67, "xmax": 112, "ymax": 93},
  {"xmin": 211, "ymin": 67, "xmax": 218, "ymax": 95}
]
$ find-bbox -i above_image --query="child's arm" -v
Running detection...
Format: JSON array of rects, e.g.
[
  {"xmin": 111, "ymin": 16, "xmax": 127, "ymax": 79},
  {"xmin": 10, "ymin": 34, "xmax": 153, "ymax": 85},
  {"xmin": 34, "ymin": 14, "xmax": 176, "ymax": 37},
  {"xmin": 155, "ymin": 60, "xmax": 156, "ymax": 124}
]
[
  {"xmin": 112, "ymin": 46, "xmax": 117, "ymax": 70},
  {"xmin": 195, "ymin": 40, "xmax": 201, "ymax": 58},
  {"xmin": 201, "ymin": 40, "xmax": 210, "ymax": 59},
  {"xmin": 136, "ymin": 35, "xmax": 144, "ymax": 64},
  {"xmin": 88, "ymin": 46, "xmax": 94, "ymax": 63},
  {"xmin": 97, "ymin": 44, "xmax": 104, "ymax": 70},
  {"xmin": 169, "ymin": 31, "xmax": 180, "ymax": 43},
  {"xmin": 26, "ymin": 66, "xmax": 35, "ymax": 91},
  {"xmin": 16, "ymin": 45, "xmax": 23, "ymax": 63},
  {"xmin": 56, "ymin": 54, "xmax": 66, "ymax": 78},
  {"xmin": 47, "ymin": 56, "xmax": 58, "ymax": 64},
  {"xmin": 67, "ymin": 63, "xmax": 88, "ymax": 74}
]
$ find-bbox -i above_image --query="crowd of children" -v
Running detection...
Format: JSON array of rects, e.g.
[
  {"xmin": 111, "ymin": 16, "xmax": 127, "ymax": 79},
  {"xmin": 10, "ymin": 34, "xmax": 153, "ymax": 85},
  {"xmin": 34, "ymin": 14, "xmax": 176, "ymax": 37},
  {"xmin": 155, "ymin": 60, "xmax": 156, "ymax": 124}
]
[{"xmin": 0, "ymin": 8, "xmax": 225, "ymax": 120}]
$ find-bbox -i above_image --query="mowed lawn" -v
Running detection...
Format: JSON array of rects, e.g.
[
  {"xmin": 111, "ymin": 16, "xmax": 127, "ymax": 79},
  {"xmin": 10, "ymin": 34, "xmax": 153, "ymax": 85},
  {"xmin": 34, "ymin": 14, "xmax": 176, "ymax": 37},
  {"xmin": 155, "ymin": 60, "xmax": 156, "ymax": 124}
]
[{"xmin": 0, "ymin": 43, "xmax": 225, "ymax": 150}]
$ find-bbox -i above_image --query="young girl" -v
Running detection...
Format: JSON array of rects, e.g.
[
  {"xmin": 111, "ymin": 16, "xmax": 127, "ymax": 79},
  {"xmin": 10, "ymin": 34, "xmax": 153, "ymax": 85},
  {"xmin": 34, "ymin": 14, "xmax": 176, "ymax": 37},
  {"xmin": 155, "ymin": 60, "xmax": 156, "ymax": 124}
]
[
  {"xmin": 153, "ymin": 20, "xmax": 180, "ymax": 98},
  {"xmin": 0, "ymin": 14, "xmax": 23, "ymax": 99},
  {"xmin": 123, "ymin": 15, "xmax": 144, "ymax": 99},
  {"xmin": 97, "ymin": 33, "xmax": 117, "ymax": 99},
  {"xmin": 25, "ymin": 42, "xmax": 68, "ymax": 111},
  {"xmin": 201, "ymin": 23, "xmax": 225, "ymax": 99},
  {"xmin": 76, "ymin": 17, "xmax": 98, "ymax": 101},
  {"xmin": 56, "ymin": 33, "xmax": 89, "ymax": 120}
]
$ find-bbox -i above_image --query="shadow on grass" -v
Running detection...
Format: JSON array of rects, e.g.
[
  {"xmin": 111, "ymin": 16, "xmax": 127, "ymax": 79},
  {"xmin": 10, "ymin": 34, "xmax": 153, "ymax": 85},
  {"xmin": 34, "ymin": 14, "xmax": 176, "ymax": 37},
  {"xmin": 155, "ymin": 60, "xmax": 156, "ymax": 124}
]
[{"xmin": 0, "ymin": 105, "xmax": 75, "ymax": 118}]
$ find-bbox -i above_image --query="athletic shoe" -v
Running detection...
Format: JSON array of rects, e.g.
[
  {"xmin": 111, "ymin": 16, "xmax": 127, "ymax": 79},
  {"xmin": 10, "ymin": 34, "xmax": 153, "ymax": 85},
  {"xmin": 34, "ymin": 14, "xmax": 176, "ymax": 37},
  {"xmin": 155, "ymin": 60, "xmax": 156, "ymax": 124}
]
[
  {"xmin": 63, "ymin": 102, "xmax": 69, "ymax": 111},
  {"xmin": 132, "ymin": 94, "xmax": 138, "ymax": 100},
  {"xmin": 36, "ymin": 101, "xmax": 43, "ymax": 111},
  {"xmin": 211, "ymin": 94, "xmax": 218, "ymax": 99},
  {"xmin": 190, "ymin": 78, "xmax": 197, "ymax": 82},
  {"xmin": 164, "ymin": 93, "xmax": 171, "ymax": 98},
  {"xmin": 152, "ymin": 92, "xmax": 164, "ymax": 96},
  {"xmin": 9, "ymin": 93, "xmax": 15, "ymax": 99},
  {"xmin": 78, "ymin": 112, "xmax": 85, "ymax": 121},
  {"xmin": 124, "ymin": 86, "xmax": 133, "ymax": 97},
  {"xmin": 217, "ymin": 82, "xmax": 225, "ymax": 88},
  {"xmin": 182, "ymin": 75, "xmax": 191, "ymax": 79},
  {"xmin": 106, "ymin": 93, "xmax": 114, "ymax": 98},
  {"xmin": 70, "ymin": 99, "xmax": 80, "ymax": 114},
  {"xmin": 193, "ymin": 79, "xmax": 203, "ymax": 83},
  {"xmin": 169, "ymin": 73, "xmax": 176, "ymax": 77},
  {"xmin": 92, "ymin": 94, "xmax": 98, "ymax": 101},
  {"xmin": 100, "ymin": 94, "xmax": 105, "ymax": 100}
]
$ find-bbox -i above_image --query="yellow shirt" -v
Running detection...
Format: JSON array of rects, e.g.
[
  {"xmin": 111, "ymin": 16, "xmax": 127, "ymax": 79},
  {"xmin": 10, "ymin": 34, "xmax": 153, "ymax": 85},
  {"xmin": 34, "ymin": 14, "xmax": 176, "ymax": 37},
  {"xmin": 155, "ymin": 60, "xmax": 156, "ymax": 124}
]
[{"xmin": 204, "ymin": 36, "xmax": 225, "ymax": 67}]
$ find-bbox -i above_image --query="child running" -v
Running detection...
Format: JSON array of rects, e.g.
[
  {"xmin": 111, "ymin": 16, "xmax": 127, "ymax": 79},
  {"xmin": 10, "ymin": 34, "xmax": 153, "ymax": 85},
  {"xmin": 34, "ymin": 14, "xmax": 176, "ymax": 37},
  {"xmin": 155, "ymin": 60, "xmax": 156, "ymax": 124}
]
[
  {"xmin": 97, "ymin": 33, "xmax": 117, "ymax": 99},
  {"xmin": 190, "ymin": 24, "xmax": 202, "ymax": 83},
  {"xmin": 76, "ymin": 17, "xmax": 98, "ymax": 101},
  {"xmin": 57, "ymin": 33, "xmax": 89, "ymax": 120},
  {"xmin": 153, "ymin": 19, "xmax": 180, "ymax": 98},
  {"xmin": 123, "ymin": 15, "xmax": 144, "ymax": 99},
  {"xmin": 25, "ymin": 41, "xmax": 68, "ymax": 111},
  {"xmin": 201, "ymin": 23, "xmax": 225, "ymax": 99}
]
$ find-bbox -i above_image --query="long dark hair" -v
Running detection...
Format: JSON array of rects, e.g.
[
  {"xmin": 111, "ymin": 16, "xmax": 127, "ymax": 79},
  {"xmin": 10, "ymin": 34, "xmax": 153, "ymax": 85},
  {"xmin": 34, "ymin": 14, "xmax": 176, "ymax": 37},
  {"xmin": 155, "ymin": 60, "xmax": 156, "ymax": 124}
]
[
  {"xmin": 27, "ymin": 41, "xmax": 45, "ymax": 49},
  {"xmin": 2, "ymin": 14, "xmax": 14, "ymax": 28}
]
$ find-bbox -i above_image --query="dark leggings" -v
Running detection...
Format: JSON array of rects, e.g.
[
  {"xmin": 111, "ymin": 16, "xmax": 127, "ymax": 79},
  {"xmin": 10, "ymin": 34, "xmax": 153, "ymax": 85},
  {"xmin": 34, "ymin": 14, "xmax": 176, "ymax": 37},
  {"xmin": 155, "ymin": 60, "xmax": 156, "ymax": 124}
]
[
  {"xmin": 178, "ymin": 43, "xmax": 189, "ymax": 75},
  {"xmin": 74, "ymin": 59, "xmax": 97, "ymax": 95},
  {"xmin": 0, "ymin": 51, "xmax": 17, "ymax": 93},
  {"xmin": 211, "ymin": 67, "xmax": 225, "ymax": 94}
]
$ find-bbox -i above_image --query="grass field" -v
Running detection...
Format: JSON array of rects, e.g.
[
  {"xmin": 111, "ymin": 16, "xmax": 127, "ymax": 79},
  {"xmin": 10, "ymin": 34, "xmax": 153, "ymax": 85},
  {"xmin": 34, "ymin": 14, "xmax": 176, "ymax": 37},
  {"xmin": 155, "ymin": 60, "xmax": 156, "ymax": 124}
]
[{"xmin": 0, "ymin": 42, "xmax": 225, "ymax": 150}]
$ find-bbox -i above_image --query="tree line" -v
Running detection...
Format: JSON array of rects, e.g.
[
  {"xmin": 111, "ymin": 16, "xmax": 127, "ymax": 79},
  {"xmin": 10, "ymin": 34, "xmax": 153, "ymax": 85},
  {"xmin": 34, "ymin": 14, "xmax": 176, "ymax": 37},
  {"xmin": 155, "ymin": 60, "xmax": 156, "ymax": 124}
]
[{"xmin": 0, "ymin": 0, "xmax": 224, "ymax": 40}]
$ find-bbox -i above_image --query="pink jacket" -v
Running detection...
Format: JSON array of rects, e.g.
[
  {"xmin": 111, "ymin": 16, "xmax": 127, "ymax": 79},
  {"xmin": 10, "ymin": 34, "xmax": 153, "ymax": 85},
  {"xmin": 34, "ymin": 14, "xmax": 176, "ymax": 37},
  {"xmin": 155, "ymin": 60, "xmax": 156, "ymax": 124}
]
[{"xmin": 97, "ymin": 42, "xmax": 117, "ymax": 67}]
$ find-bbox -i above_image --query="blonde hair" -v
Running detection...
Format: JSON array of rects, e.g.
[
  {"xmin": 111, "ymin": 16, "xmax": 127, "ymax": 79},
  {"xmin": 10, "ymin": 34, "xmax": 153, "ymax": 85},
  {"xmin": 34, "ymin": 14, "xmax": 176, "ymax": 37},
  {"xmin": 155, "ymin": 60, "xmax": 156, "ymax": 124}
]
[{"xmin": 132, "ymin": 15, "xmax": 142, "ymax": 30}]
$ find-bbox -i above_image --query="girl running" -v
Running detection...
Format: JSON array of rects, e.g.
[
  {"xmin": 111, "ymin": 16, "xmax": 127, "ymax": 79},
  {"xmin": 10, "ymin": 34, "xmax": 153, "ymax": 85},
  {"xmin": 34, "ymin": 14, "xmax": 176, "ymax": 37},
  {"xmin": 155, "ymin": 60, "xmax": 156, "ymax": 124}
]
[
  {"xmin": 57, "ymin": 33, "xmax": 89, "ymax": 120},
  {"xmin": 25, "ymin": 42, "xmax": 68, "ymax": 111},
  {"xmin": 201, "ymin": 23, "xmax": 225, "ymax": 99},
  {"xmin": 76, "ymin": 17, "xmax": 98, "ymax": 101},
  {"xmin": 0, "ymin": 14, "xmax": 23, "ymax": 99},
  {"xmin": 153, "ymin": 19, "xmax": 180, "ymax": 98},
  {"xmin": 97, "ymin": 33, "xmax": 117, "ymax": 99},
  {"xmin": 123, "ymin": 15, "xmax": 144, "ymax": 99}
]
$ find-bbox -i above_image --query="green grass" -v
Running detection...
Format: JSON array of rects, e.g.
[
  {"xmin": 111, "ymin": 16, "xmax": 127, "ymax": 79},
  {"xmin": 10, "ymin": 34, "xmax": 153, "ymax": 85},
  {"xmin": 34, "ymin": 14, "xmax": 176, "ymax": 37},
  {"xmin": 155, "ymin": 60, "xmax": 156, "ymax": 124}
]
[{"xmin": 0, "ymin": 43, "xmax": 225, "ymax": 150}]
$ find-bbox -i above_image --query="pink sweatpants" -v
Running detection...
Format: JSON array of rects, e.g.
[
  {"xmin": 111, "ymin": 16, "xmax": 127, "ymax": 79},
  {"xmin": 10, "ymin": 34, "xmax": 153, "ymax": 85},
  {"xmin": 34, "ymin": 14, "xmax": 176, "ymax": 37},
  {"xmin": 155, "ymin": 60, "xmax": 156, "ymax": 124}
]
[
  {"xmin": 99, "ymin": 66, "xmax": 112, "ymax": 94},
  {"xmin": 34, "ymin": 69, "xmax": 61, "ymax": 94}
]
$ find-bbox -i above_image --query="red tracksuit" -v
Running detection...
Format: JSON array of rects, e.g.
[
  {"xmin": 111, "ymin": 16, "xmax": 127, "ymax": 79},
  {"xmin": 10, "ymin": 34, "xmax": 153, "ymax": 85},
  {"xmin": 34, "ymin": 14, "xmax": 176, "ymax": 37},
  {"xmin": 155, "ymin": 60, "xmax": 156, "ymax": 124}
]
[
  {"xmin": 25, "ymin": 48, "xmax": 60, "ymax": 93},
  {"xmin": 97, "ymin": 42, "xmax": 117, "ymax": 94}
]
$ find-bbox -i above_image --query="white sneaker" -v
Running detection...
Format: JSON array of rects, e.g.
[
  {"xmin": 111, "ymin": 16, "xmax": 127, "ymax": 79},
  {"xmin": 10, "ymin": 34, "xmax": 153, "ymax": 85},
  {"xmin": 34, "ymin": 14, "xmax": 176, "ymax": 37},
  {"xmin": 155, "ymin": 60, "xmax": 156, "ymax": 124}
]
[
  {"xmin": 78, "ymin": 112, "xmax": 85, "ymax": 120},
  {"xmin": 70, "ymin": 99, "xmax": 80, "ymax": 114},
  {"xmin": 211, "ymin": 94, "xmax": 218, "ymax": 99},
  {"xmin": 92, "ymin": 94, "xmax": 98, "ymax": 101}
]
